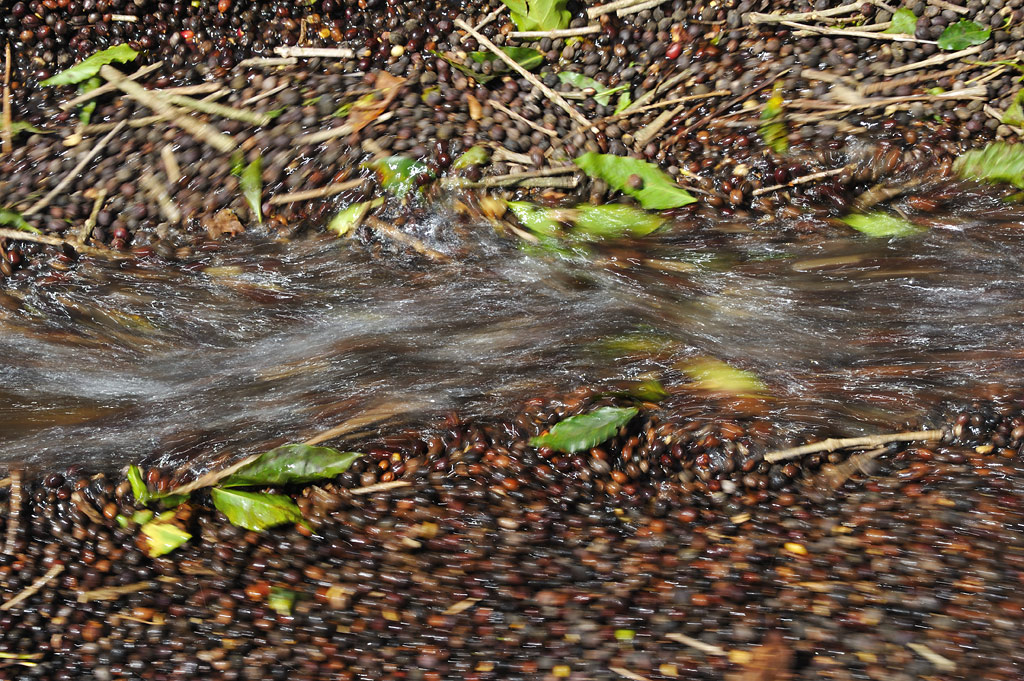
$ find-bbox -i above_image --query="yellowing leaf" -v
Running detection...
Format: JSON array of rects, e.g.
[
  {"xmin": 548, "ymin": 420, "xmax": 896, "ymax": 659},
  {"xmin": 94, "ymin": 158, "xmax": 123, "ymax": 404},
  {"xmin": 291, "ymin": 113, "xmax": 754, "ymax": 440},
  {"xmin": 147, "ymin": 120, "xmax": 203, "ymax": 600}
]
[
  {"xmin": 140, "ymin": 520, "xmax": 191, "ymax": 558},
  {"xmin": 682, "ymin": 358, "xmax": 765, "ymax": 397},
  {"xmin": 841, "ymin": 212, "xmax": 924, "ymax": 238}
]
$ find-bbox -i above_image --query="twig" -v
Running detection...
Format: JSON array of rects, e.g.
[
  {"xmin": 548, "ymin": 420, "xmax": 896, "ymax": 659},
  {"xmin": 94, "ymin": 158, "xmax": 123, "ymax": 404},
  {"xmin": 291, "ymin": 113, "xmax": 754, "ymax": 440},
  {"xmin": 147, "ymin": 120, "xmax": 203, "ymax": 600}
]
[
  {"xmin": 0, "ymin": 564, "xmax": 63, "ymax": 611},
  {"xmin": 241, "ymin": 82, "xmax": 289, "ymax": 107},
  {"xmin": 274, "ymin": 46, "xmax": 355, "ymax": 59},
  {"xmin": 805, "ymin": 446, "xmax": 888, "ymax": 494},
  {"xmin": 588, "ymin": 0, "xmax": 648, "ymax": 18},
  {"xmin": 0, "ymin": 228, "xmax": 130, "ymax": 259},
  {"xmin": 166, "ymin": 453, "xmax": 262, "ymax": 497},
  {"xmin": 166, "ymin": 93, "xmax": 276, "ymax": 126},
  {"xmin": 860, "ymin": 62, "xmax": 977, "ymax": 95},
  {"xmin": 59, "ymin": 62, "xmax": 162, "ymax": 111},
  {"xmin": 609, "ymin": 668, "xmax": 653, "ymax": 681},
  {"xmin": 490, "ymin": 99, "xmax": 558, "ymax": 138},
  {"xmin": 455, "ymin": 165, "xmax": 576, "ymax": 188},
  {"xmin": 617, "ymin": 0, "xmax": 669, "ymax": 17},
  {"xmin": 752, "ymin": 165, "xmax": 850, "ymax": 196},
  {"xmin": 780, "ymin": 20, "xmax": 936, "ymax": 43},
  {"xmin": 236, "ymin": 56, "xmax": 299, "ymax": 69},
  {"xmin": 746, "ymin": 3, "xmax": 861, "ymax": 24},
  {"xmin": 443, "ymin": 597, "xmax": 480, "ymax": 615},
  {"xmin": 455, "ymin": 18, "xmax": 592, "ymax": 130},
  {"xmin": 294, "ymin": 111, "xmax": 394, "ymax": 145},
  {"xmin": 348, "ymin": 480, "xmax": 411, "ymax": 495},
  {"xmin": 268, "ymin": 178, "xmax": 363, "ymax": 205},
  {"xmin": 22, "ymin": 121, "xmax": 126, "ymax": 216},
  {"xmin": 99, "ymin": 66, "xmax": 236, "ymax": 154},
  {"xmin": 3, "ymin": 471, "xmax": 21, "ymax": 556},
  {"xmin": 71, "ymin": 491, "xmax": 105, "ymax": 525},
  {"xmin": 78, "ymin": 188, "xmax": 107, "ymax": 244},
  {"xmin": 929, "ymin": 0, "xmax": 968, "ymax": 14},
  {"xmin": 619, "ymin": 71, "xmax": 690, "ymax": 115},
  {"xmin": 140, "ymin": 172, "xmax": 181, "ymax": 223},
  {"xmin": 77, "ymin": 580, "xmax": 158, "ymax": 603},
  {"xmin": 764, "ymin": 429, "xmax": 943, "ymax": 463},
  {"xmin": 366, "ymin": 216, "xmax": 451, "ymax": 262},
  {"xmin": 161, "ymin": 144, "xmax": 181, "ymax": 184},
  {"xmin": 907, "ymin": 643, "xmax": 956, "ymax": 671},
  {"xmin": 606, "ymin": 91, "xmax": 732, "ymax": 122},
  {"xmin": 462, "ymin": 4, "xmax": 507, "ymax": 44},
  {"xmin": 110, "ymin": 13, "xmax": 137, "ymax": 21},
  {"xmin": 509, "ymin": 25, "xmax": 602, "ymax": 38},
  {"xmin": 665, "ymin": 633, "xmax": 728, "ymax": 656},
  {"xmin": 883, "ymin": 44, "xmax": 983, "ymax": 76},
  {"xmin": 2, "ymin": 44, "xmax": 12, "ymax": 156},
  {"xmin": 633, "ymin": 103, "xmax": 689, "ymax": 149},
  {"xmin": 519, "ymin": 175, "xmax": 579, "ymax": 188}
]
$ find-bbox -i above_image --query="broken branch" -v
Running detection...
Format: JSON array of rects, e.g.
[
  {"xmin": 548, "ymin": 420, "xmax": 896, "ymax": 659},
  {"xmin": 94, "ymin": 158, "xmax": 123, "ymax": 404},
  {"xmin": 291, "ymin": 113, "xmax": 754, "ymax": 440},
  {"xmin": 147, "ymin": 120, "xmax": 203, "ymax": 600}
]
[{"xmin": 764, "ymin": 430, "xmax": 944, "ymax": 463}]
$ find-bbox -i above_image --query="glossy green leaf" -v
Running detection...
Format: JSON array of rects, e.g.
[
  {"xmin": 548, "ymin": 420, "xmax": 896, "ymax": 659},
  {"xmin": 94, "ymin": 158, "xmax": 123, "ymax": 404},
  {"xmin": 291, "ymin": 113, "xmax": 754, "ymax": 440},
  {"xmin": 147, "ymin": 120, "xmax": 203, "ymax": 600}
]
[
  {"xmin": 127, "ymin": 465, "xmax": 150, "ymax": 505},
  {"xmin": 239, "ymin": 158, "xmax": 263, "ymax": 224},
  {"xmin": 469, "ymin": 46, "xmax": 544, "ymax": 71},
  {"xmin": 682, "ymin": 358, "xmax": 765, "ymax": 397},
  {"xmin": 572, "ymin": 204, "xmax": 664, "ymax": 239},
  {"xmin": 369, "ymin": 156, "xmax": 434, "ymax": 198},
  {"xmin": 328, "ymin": 197, "xmax": 384, "ymax": 237},
  {"xmin": 574, "ymin": 152, "xmax": 696, "ymax": 210},
  {"xmin": 211, "ymin": 488, "xmax": 304, "ymax": 532},
  {"xmin": 506, "ymin": 200, "xmax": 563, "ymax": 237},
  {"xmin": 9, "ymin": 122, "xmax": 53, "ymax": 136},
  {"xmin": 937, "ymin": 19, "xmax": 990, "ymax": 50},
  {"xmin": 115, "ymin": 514, "xmax": 130, "ymax": 528},
  {"xmin": 614, "ymin": 91, "xmax": 632, "ymax": 115},
  {"xmin": 220, "ymin": 444, "xmax": 362, "ymax": 488},
  {"xmin": 132, "ymin": 510, "xmax": 154, "ymax": 525},
  {"xmin": 955, "ymin": 142, "xmax": 1024, "ymax": 189},
  {"xmin": 140, "ymin": 519, "xmax": 191, "ymax": 558},
  {"xmin": 1003, "ymin": 91, "xmax": 1024, "ymax": 127},
  {"xmin": 884, "ymin": 8, "xmax": 918, "ymax": 35},
  {"xmin": 41, "ymin": 44, "xmax": 139, "ymax": 87},
  {"xmin": 530, "ymin": 406, "xmax": 639, "ymax": 453},
  {"xmin": 557, "ymin": 72, "xmax": 628, "ymax": 106},
  {"xmin": 269, "ymin": 587, "xmax": 296, "ymax": 615},
  {"xmin": 77, "ymin": 77, "xmax": 102, "ymax": 124},
  {"xmin": 452, "ymin": 145, "xmax": 490, "ymax": 170},
  {"xmin": 0, "ymin": 208, "xmax": 41, "ymax": 234},
  {"xmin": 841, "ymin": 212, "xmax": 925, "ymax": 238},
  {"xmin": 501, "ymin": 0, "xmax": 570, "ymax": 32}
]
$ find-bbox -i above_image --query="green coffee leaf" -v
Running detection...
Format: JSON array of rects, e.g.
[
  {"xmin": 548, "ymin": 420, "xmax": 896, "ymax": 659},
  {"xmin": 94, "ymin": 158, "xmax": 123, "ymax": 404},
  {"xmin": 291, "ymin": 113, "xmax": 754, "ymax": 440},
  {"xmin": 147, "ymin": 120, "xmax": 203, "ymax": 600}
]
[
  {"xmin": 41, "ymin": 44, "xmax": 139, "ymax": 87},
  {"xmin": 219, "ymin": 444, "xmax": 362, "ymax": 487},
  {"xmin": 9, "ymin": 122, "xmax": 53, "ymax": 136},
  {"xmin": 625, "ymin": 379, "xmax": 668, "ymax": 402},
  {"xmin": 132, "ymin": 510, "xmax": 154, "ymax": 525},
  {"xmin": 452, "ymin": 145, "xmax": 490, "ymax": 170},
  {"xmin": 758, "ymin": 82, "xmax": 788, "ymax": 155},
  {"xmin": 469, "ymin": 46, "xmax": 544, "ymax": 71},
  {"xmin": 884, "ymin": 8, "xmax": 918, "ymax": 35},
  {"xmin": 682, "ymin": 358, "xmax": 765, "ymax": 397},
  {"xmin": 572, "ymin": 204, "xmax": 664, "ymax": 239},
  {"xmin": 238, "ymin": 157, "xmax": 263, "ymax": 224},
  {"xmin": 368, "ymin": 156, "xmax": 434, "ymax": 198},
  {"xmin": 268, "ymin": 587, "xmax": 296, "ymax": 615},
  {"xmin": 77, "ymin": 77, "xmax": 102, "ymax": 124},
  {"xmin": 328, "ymin": 197, "xmax": 384, "ymax": 237},
  {"xmin": 506, "ymin": 200, "xmax": 562, "ymax": 237},
  {"xmin": 1003, "ymin": 91, "xmax": 1024, "ymax": 127},
  {"xmin": 211, "ymin": 488, "xmax": 304, "ymax": 532},
  {"xmin": 140, "ymin": 519, "xmax": 191, "ymax": 558},
  {"xmin": 614, "ymin": 91, "xmax": 632, "ymax": 115},
  {"xmin": 955, "ymin": 142, "xmax": 1024, "ymax": 188},
  {"xmin": 127, "ymin": 465, "xmax": 150, "ymax": 505},
  {"xmin": 937, "ymin": 20, "xmax": 990, "ymax": 51},
  {"xmin": 841, "ymin": 212, "xmax": 925, "ymax": 238},
  {"xmin": 574, "ymin": 152, "xmax": 697, "ymax": 210},
  {"xmin": 557, "ymin": 72, "xmax": 628, "ymax": 106},
  {"xmin": 501, "ymin": 0, "xmax": 570, "ymax": 32},
  {"xmin": 530, "ymin": 406, "xmax": 639, "ymax": 453},
  {"xmin": 0, "ymin": 208, "xmax": 40, "ymax": 234}
]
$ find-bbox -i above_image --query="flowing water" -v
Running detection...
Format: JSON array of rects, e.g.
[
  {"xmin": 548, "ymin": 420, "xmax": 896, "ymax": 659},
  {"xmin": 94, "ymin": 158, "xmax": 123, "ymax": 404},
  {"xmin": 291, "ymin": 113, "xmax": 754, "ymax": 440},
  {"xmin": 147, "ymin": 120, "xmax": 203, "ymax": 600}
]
[{"xmin": 2, "ymin": 177, "xmax": 1024, "ymax": 473}]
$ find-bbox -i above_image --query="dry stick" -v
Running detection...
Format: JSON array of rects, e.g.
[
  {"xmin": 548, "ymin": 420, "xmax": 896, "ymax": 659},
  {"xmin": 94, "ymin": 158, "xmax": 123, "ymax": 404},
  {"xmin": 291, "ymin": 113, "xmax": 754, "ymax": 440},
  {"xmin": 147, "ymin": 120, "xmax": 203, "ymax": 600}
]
[
  {"xmin": 633, "ymin": 103, "xmax": 689, "ymax": 149},
  {"xmin": 520, "ymin": 175, "xmax": 579, "ymax": 188},
  {"xmin": 77, "ymin": 580, "xmax": 158, "ymax": 603},
  {"xmin": 929, "ymin": 0, "xmax": 968, "ymax": 14},
  {"xmin": 860, "ymin": 62, "xmax": 977, "ymax": 95},
  {"xmin": 907, "ymin": 643, "xmax": 956, "ymax": 672},
  {"xmin": 349, "ymin": 480, "xmax": 411, "ymax": 495},
  {"xmin": 78, "ymin": 187, "xmax": 107, "ymax": 244},
  {"xmin": 0, "ymin": 564, "xmax": 63, "ymax": 612},
  {"xmin": 70, "ymin": 491, "xmax": 105, "ymax": 525},
  {"xmin": 235, "ymin": 56, "xmax": 298, "ymax": 69},
  {"xmin": 752, "ymin": 165, "xmax": 850, "ymax": 196},
  {"xmin": 462, "ymin": 4, "xmax": 507, "ymax": 44},
  {"xmin": 241, "ymin": 82, "xmax": 289, "ymax": 107},
  {"xmin": 101, "ymin": 66, "xmax": 236, "ymax": 153},
  {"xmin": 665, "ymin": 633, "xmax": 728, "ymax": 656},
  {"xmin": 274, "ymin": 46, "xmax": 355, "ymax": 59},
  {"xmin": 469, "ymin": 165, "xmax": 576, "ymax": 188},
  {"xmin": 764, "ymin": 429, "xmax": 943, "ymax": 464},
  {"xmin": 781, "ymin": 20, "xmax": 937, "ymax": 43},
  {"xmin": 2, "ymin": 44, "xmax": 12, "ymax": 157},
  {"xmin": 161, "ymin": 143, "xmax": 181, "ymax": 184},
  {"xmin": 509, "ymin": 25, "xmax": 602, "ymax": 38},
  {"xmin": 455, "ymin": 18, "xmax": 592, "ymax": 130},
  {"xmin": 59, "ymin": 62, "xmax": 162, "ymax": 111},
  {"xmin": 609, "ymin": 668, "xmax": 653, "ymax": 681},
  {"xmin": 588, "ymin": 0, "xmax": 648, "ymax": 18},
  {"xmin": 22, "ymin": 120, "xmax": 126, "ymax": 217},
  {"xmin": 619, "ymin": 70, "xmax": 690, "ymax": 115},
  {"xmin": 366, "ymin": 216, "xmax": 451, "ymax": 262},
  {"xmin": 746, "ymin": 2, "xmax": 860, "ymax": 24},
  {"xmin": 489, "ymin": 98, "xmax": 558, "ymax": 138},
  {"xmin": 110, "ymin": 13, "xmax": 137, "ymax": 21},
  {"xmin": 166, "ymin": 93, "xmax": 275, "ymax": 126},
  {"xmin": 607, "ymin": 91, "xmax": 732, "ymax": 121},
  {"xmin": 884, "ymin": 44, "xmax": 982, "ymax": 76},
  {"xmin": 0, "ymin": 227, "xmax": 130, "ymax": 259},
  {"xmin": 3, "ymin": 471, "xmax": 21, "ymax": 557},
  {"xmin": 140, "ymin": 172, "xmax": 181, "ymax": 223},
  {"xmin": 269, "ymin": 178, "xmax": 363, "ymax": 205},
  {"xmin": 617, "ymin": 0, "xmax": 669, "ymax": 17},
  {"xmin": 166, "ymin": 453, "xmax": 263, "ymax": 497}
]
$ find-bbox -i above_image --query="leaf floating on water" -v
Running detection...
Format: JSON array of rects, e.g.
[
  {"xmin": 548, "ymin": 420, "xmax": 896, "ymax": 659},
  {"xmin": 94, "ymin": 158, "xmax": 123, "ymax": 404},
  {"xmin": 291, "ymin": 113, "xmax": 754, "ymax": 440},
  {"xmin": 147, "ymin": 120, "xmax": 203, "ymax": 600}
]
[
  {"xmin": 268, "ymin": 587, "xmax": 296, "ymax": 615},
  {"xmin": 506, "ymin": 200, "xmax": 563, "ymax": 237},
  {"xmin": 219, "ymin": 444, "xmax": 363, "ymax": 488},
  {"xmin": 127, "ymin": 465, "xmax": 151, "ymax": 505},
  {"xmin": 501, "ymin": 0, "xmax": 570, "ymax": 32},
  {"xmin": 626, "ymin": 379, "xmax": 669, "ymax": 403},
  {"xmin": 841, "ymin": 212, "xmax": 924, "ymax": 238},
  {"xmin": 328, "ymin": 197, "xmax": 384, "ymax": 237},
  {"xmin": 239, "ymin": 157, "xmax": 263, "ymax": 224},
  {"xmin": 937, "ymin": 19, "xmax": 990, "ymax": 50},
  {"xmin": 557, "ymin": 72, "xmax": 629, "ymax": 107},
  {"xmin": 682, "ymin": 358, "xmax": 766, "ymax": 397},
  {"xmin": 574, "ymin": 153, "xmax": 697, "ymax": 210},
  {"xmin": 954, "ymin": 141, "xmax": 1024, "ymax": 188},
  {"xmin": 369, "ymin": 156, "xmax": 435, "ymax": 198},
  {"xmin": 452, "ymin": 145, "xmax": 490, "ymax": 170},
  {"xmin": 140, "ymin": 519, "xmax": 191, "ymax": 558},
  {"xmin": 349, "ymin": 72, "xmax": 407, "ymax": 134},
  {"xmin": 884, "ymin": 8, "xmax": 919, "ymax": 35},
  {"xmin": 758, "ymin": 82, "xmax": 788, "ymax": 155},
  {"xmin": 530, "ymin": 406, "xmax": 639, "ymax": 453},
  {"xmin": 572, "ymin": 204, "xmax": 664, "ymax": 239},
  {"xmin": 41, "ymin": 44, "xmax": 139, "ymax": 86},
  {"xmin": 0, "ymin": 208, "xmax": 40, "ymax": 234},
  {"xmin": 211, "ymin": 488, "xmax": 304, "ymax": 532}
]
